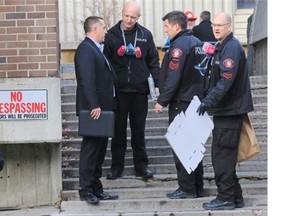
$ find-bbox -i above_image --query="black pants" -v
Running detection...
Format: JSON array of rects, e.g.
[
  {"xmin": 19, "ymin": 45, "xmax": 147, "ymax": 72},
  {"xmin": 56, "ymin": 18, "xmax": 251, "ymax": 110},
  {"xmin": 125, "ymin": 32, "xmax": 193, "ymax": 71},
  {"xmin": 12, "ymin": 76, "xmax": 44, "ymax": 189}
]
[
  {"xmin": 168, "ymin": 101, "xmax": 204, "ymax": 193},
  {"xmin": 212, "ymin": 115, "xmax": 244, "ymax": 201},
  {"xmin": 79, "ymin": 136, "xmax": 108, "ymax": 195},
  {"xmin": 110, "ymin": 92, "xmax": 148, "ymax": 172}
]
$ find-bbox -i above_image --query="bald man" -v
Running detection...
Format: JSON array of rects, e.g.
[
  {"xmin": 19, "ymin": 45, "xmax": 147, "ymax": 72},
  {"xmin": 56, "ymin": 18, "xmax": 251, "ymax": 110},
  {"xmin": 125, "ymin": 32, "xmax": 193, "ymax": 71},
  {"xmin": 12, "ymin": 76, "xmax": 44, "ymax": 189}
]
[
  {"xmin": 104, "ymin": 1, "xmax": 160, "ymax": 180},
  {"xmin": 197, "ymin": 12, "xmax": 254, "ymax": 210}
]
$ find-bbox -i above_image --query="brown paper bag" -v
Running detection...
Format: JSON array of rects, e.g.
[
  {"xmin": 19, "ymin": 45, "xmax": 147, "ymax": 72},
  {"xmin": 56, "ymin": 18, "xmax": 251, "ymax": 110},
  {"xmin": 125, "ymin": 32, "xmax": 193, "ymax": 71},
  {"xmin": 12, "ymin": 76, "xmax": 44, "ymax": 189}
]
[{"xmin": 237, "ymin": 114, "xmax": 261, "ymax": 163}]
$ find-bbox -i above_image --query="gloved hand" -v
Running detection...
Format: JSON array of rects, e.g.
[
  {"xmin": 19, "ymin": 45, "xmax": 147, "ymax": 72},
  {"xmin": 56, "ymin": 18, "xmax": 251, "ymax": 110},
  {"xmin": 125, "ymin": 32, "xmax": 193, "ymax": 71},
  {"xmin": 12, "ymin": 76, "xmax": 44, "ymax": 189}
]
[{"xmin": 197, "ymin": 103, "xmax": 207, "ymax": 116}]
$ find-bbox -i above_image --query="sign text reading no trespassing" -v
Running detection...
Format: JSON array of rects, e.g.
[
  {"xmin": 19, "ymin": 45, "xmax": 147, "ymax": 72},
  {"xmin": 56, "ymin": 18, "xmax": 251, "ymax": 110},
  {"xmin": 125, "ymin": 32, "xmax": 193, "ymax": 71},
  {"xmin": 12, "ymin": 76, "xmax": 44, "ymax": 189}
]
[{"xmin": 0, "ymin": 90, "xmax": 48, "ymax": 121}]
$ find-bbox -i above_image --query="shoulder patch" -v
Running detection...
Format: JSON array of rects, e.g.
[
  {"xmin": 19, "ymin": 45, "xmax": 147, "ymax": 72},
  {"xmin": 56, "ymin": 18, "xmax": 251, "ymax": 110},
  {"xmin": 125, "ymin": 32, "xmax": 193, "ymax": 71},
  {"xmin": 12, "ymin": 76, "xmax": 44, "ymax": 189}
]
[
  {"xmin": 223, "ymin": 58, "xmax": 235, "ymax": 68},
  {"xmin": 171, "ymin": 48, "xmax": 183, "ymax": 58}
]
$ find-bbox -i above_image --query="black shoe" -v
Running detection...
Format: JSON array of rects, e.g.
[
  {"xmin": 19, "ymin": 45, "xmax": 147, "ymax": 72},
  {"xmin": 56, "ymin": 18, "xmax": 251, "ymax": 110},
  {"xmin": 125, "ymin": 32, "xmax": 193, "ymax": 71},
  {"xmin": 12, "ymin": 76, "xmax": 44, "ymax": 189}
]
[
  {"xmin": 106, "ymin": 169, "xmax": 123, "ymax": 180},
  {"xmin": 135, "ymin": 167, "xmax": 153, "ymax": 178},
  {"xmin": 94, "ymin": 191, "xmax": 119, "ymax": 200},
  {"xmin": 79, "ymin": 192, "xmax": 99, "ymax": 205},
  {"xmin": 166, "ymin": 188, "xmax": 197, "ymax": 199},
  {"xmin": 235, "ymin": 198, "xmax": 245, "ymax": 208},
  {"xmin": 203, "ymin": 198, "xmax": 235, "ymax": 210}
]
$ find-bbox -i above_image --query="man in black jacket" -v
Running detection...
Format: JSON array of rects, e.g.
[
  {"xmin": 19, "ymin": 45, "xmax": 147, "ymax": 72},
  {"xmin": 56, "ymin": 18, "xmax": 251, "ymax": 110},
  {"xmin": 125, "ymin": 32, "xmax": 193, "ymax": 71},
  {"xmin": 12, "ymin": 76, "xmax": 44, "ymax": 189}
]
[
  {"xmin": 155, "ymin": 10, "xmax": 206, "ymax": 199},
  {"xmin": 104, "ymin": 0, "xmax": 160, "ymax": 180},
  {"xmin": 197, "ymin": 12, "xmax": 254, "ymax": 210},
  {"xmin": 74, "ymin": 16, "xmax": 119, "ymax": 205},
  {"xmin": 193, "ymin": 11, "xmax": 217, "ymax": 43}
]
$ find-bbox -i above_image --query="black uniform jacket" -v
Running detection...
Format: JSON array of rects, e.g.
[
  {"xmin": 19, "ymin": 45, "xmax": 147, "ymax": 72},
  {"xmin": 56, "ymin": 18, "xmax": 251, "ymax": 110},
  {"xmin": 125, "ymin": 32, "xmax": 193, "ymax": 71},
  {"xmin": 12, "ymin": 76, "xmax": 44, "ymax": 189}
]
[
  {"xmin": 74, "ymin": 37, "xmax": 118, "ymax": 116},
  {"xmin": 202, "ymin": 33, "xmax": 254, "ymax": 116},
  {"xmin": 104, "ymin": 21, "xmax": 160, "ymax": 94},
  {"xmin": 157, "ymin": 30, "xmax": 205, "ymax": 107}
]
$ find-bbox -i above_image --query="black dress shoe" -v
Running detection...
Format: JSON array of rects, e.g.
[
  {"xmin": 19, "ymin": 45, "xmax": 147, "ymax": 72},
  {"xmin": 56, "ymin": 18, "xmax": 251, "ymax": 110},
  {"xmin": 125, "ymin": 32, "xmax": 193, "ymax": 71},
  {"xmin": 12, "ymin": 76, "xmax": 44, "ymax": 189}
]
[
  {"xmin": 166, "ymin": 188, "xmax": 197, "ymax": 199},
  {"xmin": 106, "ymin": 169, "xmax": 123, "ymax": 180},
  {"xmin": 235, "ymin": 198, "xmax": 245, "ymax": 208},
  {"xmin": 95, "ymin": 191, "xmax": 119, "ymax": 200},
  {"xmin": 135, "ymin": 167, "xmax": 153, "ymax": 178},
  {"xmin": 203, "ymin": 198, "xmax": 235, "ymax": 210},
  {"xmin": 79, "ymin": 192, "xmax": 99, "ymax": 205}
]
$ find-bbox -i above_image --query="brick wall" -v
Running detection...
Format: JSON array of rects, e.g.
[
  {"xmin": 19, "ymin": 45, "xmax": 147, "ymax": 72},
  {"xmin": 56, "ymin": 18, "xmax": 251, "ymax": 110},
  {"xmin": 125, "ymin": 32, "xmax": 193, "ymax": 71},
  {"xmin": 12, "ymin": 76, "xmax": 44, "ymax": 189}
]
[{"xmin": 0, "ymin": 0, "xmax": 59, "ymax": 78}]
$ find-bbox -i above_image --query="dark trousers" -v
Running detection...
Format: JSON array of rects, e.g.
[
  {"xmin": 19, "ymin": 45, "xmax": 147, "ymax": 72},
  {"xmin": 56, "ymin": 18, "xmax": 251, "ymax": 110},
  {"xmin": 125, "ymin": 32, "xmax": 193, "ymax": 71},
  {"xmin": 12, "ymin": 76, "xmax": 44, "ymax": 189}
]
[
  {"xmin": 212, "ymin": 115, "xmax": 244, "ymax": 201},
  {"xmin": 110, "ymin": 92, "xmax": 148, "ymax": 172},
  {"xmin": 79, "ymin": 136, "xmax": 108, "ymax": 195},
  {"xmin": 169, "ymin": 101, "xmax": 204, "ymax": 193}
]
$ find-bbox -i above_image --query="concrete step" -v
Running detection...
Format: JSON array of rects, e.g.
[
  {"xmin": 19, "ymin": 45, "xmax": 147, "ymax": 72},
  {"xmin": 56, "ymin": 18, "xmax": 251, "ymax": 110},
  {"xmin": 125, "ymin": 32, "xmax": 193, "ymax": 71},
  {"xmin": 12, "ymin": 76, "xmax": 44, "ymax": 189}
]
[
  {"xmin": 62, "ymin": 150, "xmax": 267, "ymax": 169},
  {"xmin": 61, "ymin": 131, "xmax": 267, "ymax": 148},
  {"xmin": 61, "ymin": 180, "xmax": 267, "ymax": 201},
  {"xmin": 61, "ymin": 105, "xmax": 267, "ymax": 121},
  {"xmin": 62, "ymin": 160, "xmax": 267, "ymax": 180},
  {"xmin": 60, "ymin": 195, "xmax": 267, "ymax": 215}
]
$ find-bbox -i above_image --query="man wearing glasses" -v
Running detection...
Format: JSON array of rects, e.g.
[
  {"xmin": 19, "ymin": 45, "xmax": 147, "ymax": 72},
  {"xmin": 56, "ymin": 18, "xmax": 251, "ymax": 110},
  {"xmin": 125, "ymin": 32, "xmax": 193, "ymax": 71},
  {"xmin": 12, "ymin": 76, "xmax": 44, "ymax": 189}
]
[
  {"xmin": 197, "ymin": 12, "xmax": 254, "ymax": 210},
  {"xmin": 104, "ymin": 0, "xmax": 160, "ymax": 180}
]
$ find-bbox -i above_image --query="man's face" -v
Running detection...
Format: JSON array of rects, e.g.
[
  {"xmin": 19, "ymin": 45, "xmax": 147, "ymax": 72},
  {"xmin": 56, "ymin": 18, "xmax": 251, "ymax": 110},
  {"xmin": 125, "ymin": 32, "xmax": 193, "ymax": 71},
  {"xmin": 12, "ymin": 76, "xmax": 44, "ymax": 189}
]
[
  {"xmin": 212, "ymin": 15, "xmax": 231, "ymax": 42},
  {"xmin": 187, "ymin": 20, "xmax": 195, "ymax": 30},
  {"xmin": 122, "ymin": 5, "xmax": 139, "ymax": 31},
  {"xmin": 163, "ymin": 19, "xmax": 177, "ymax": 39},
  {"xmin": 94, "ymin": 19, "xmax": 108, "ymax": 44}
]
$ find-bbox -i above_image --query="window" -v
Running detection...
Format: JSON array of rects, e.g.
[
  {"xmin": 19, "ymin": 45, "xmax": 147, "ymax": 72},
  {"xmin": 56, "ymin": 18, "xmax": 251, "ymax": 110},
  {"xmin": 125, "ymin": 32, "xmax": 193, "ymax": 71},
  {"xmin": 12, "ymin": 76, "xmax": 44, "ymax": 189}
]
[{"xmin": 237, "ymin": 0, "xmax": 255, "ymax": 9}]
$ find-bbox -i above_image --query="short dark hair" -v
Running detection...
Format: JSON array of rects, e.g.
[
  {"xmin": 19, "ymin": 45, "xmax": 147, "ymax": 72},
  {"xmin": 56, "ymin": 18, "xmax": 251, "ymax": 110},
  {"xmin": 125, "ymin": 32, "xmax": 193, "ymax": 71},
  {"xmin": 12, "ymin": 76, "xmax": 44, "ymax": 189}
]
[
  {"xmin": 162, "ymin": 11, "xmax": 187, "ymax": 30},
  {"xmin": 200, "ymin": 11, "xmax": 211, "ymax": 21},
  {"xmin": 83, "ymin": 16, "xmax": 103, "ymax": 33}
]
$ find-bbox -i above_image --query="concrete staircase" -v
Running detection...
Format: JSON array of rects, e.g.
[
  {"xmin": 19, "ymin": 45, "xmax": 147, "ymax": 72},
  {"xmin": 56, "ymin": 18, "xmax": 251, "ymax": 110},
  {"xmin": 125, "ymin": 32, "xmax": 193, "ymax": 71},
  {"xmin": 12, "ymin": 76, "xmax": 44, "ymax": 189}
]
[{"xmin": 60, "ymin": 75, "xmax": 267, "ymax": 215}]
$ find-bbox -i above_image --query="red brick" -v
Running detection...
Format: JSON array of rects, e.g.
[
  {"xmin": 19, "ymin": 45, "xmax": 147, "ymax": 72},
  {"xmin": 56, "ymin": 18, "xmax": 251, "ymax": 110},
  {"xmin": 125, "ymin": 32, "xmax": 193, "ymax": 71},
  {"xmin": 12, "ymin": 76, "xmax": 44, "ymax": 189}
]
[
  {"xmin": 36, "ymin": 5, "xmax": 56, "ymax": 12},
  {"xmin": 28, "ymin": 26, "xmax": 45, "ymax": 33},
  {"xmin": 29, "ymin": 56, "xmax": 46, "ymax": 63},
  {"xmin": 0, "ymin": 64, "xmax": 17, "ymax": 71},
  {"xmin": 18, "ymin": 34, "xmax": 36, "ymax": 41},
  {"xmin": 17, "ymin": 20, "xmax": 34, "ymax": 27},
  {"xmin": 0, "ymin": 35, "xmax": 16, "ymax": 41},
  {"xmin": 36, "ymin": 19, "xmax": 56, "ymax": 26},
  {"xmin": 7, "ymin": 27, "xmax": 27, "ymax": 34},
  {"xmin": 28, "ymin": 12, "xmax": 45, "ymax": 19},
  {"xmin": 7, "ymin": 70, "xmax": 28, "ymax": 78},
  {"xmin": 46, "ymin": 12, "xmax": 57, "ymax": 18},
  {"xmin": 47, "ymin": 26, "xmax": 56, "ymax": 33},
  {"xmin": 19, "ymin": 49, "xmax": 39, "ymax": 56},
  {"xmin": 47, "ymin": 55, "xmax": 58, "ymax": 62},
  {"xmin": 16, "ymin": 5, "xmax": 35, "ymax": 12},
  {"xmin": 40, "ymin": 48, "xmax": 57, "ymax": 55},
  {"xmin": 0, "ymin": 6, "xmax": 15, "ymax": 12},
  {"xmin": 0, "ymin": 57, "xmax": 6, "ymax": 63},
  {"xmin": 29, "ymin": 41, "xmax": 46, "ymax": 48},
  {"xmin": 37, "ymin": 34, "xmax": 57, "ymax": 41},
  {"xmin": 0, "ymin": 20, "xmax": 16, "ymax": 27},
  {"xmin": 0, "ymin": 49, "xmax": 17, "ymax": 56},
  {"xmin": 47, "ymin": 41, "xmax": 58, "ymax": 48},
  {"xmin": 7, "ymin": 41, "xmax": 27, "ymax": 48},
  {"xmin": 18, "ymin": 63, "xmax": 39, "ymax": 70},
  {"xmin": 6, "ymin": 12, "xmax": 26, "ymax": 19},
  {"xmin": 40, "ymin": 62, "xmax": 57, "ymax": 69},
  {"xmin": 7, "ymin": 56, "xmax": 27, "ymax": 63},
  {"xmin": 26, "ymin": 0, "xmax": 45, "ymax": 4},
  {"xmin": 29, "ymin": 70, "xmax": 47, "ymax": 77},
  {"xmin": 4, "ymin": 0, "xmax": 25, "ymax": 5}
]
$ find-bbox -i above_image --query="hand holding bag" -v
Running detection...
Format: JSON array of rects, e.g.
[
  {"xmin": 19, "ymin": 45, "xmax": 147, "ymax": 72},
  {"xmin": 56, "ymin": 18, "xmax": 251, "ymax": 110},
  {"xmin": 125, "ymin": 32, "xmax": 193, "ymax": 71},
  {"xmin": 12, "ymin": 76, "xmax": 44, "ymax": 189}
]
[
  {"xmin": 78, "ymin": 110, "xmax": 115, "ymax": 138},
  {"xmin": 237, "ymin": 114, "xmax": 261, "ymax": 163}
]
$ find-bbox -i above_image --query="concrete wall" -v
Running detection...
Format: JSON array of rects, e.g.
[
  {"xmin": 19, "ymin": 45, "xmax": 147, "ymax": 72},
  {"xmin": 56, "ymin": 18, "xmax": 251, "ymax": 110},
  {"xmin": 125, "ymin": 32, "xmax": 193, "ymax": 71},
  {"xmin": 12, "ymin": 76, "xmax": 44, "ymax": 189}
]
[{"xmin": 0, "ymin": 0, "xmax": 62, "ymax": 208}]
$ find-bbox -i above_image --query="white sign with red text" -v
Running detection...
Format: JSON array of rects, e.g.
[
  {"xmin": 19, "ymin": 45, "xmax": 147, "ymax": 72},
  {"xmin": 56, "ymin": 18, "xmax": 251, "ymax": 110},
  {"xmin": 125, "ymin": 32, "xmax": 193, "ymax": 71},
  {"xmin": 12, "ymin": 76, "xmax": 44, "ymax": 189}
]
[{"xmin": 0, "ymin": 90, "xmax": 48, "ymax": 121}]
